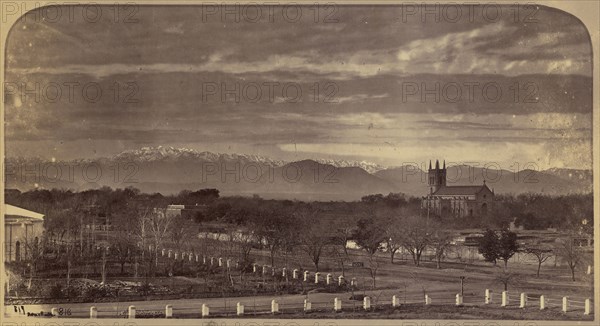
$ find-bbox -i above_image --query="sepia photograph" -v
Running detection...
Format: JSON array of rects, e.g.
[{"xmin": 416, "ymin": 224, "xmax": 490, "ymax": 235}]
[{"xmin": 1, "ymin": 1, "xmax": 598, "ymax": 324}]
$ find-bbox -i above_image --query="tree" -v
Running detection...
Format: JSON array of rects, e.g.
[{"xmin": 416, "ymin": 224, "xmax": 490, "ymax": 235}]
[
  {"xmin": 252, "ymin": 208, "xmax": 290, "ymax": 268},
  {"xmin": 353, "ymin": 217, "xmax": 387, "ymax": 289},
  {"xmin": 555, "ymin": 236, "xmax": 583, "ymax": 281},
  {"xmin": 22, "ymin": 234, "xmax": 45, "ymax": 289},
  {"xmin": 397, "ymin": 216, "xmax": 431, "ymax": 267},
  {"xmin": 497, "ymin": 229, "xmax": 519, "ymax": 269},
  {"xmin": 148, "ymin": 208, "xmax": 175, "ymax": 270},
  {"xmin": 478, "ymin": 229, "xmax": 519, "ymax": 269},
  {"xmin": 169, "ymin": 214, "xmax": 199, "ymax": 253},
  {"xmin": 429, "ymin": 228, "xmax": 454, "ymax": 269},
  {"xmin": 296, "ymin": 208, "xmax": 330, "ymax": 271},
  {"xmin": 478, "ymin": 229, "xmax": 500, "ymax": 265},
  {"xmin": 524, "ymin": 245, "xmax": 553, "ymax": 277},
  {"xmin": 493, "ymin": 267, "xmax": 524, "ymax": 291},
  {"xmin": 384, "ymin": 218, "xmax": 403, "ymax": 264}
]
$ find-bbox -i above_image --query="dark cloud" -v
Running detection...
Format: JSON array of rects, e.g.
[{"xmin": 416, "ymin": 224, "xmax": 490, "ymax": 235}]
[{"xmin": 4, "ymin": 5, "xmax": 593, "ymax": 169}]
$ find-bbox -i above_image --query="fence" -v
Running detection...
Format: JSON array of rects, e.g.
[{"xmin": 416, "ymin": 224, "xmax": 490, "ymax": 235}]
[{"xmin": 18, "ymin": 289, "xmax": 590, "ymax": 319}]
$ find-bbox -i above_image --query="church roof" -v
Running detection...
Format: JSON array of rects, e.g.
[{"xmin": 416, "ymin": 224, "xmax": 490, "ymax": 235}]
[{"xmin": 432, "ymin": 185, "xmax": 489, "ymax": 196}]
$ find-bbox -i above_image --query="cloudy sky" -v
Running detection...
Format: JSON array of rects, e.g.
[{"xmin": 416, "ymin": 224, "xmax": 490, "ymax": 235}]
[{"xmin": 4, "ymin": 5, "xmax": 593, "ymax": 169}]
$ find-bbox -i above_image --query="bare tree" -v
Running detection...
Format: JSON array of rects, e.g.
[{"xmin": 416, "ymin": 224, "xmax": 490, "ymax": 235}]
[
  {"xmin": 493, "ymin": 267, "xmax": 524, "ymax": 291},
  {"xmin": 430, "ymin": 229, "xmax": 455, "ymax": 269},
  {"xmin": 169, "ymin": 214, "xmax": 198, "ymax": 253},
  {"xmin": 148, "ymin": 208, "xmax": 174, "ymax": 270},
  {"xmin": 555, "ymin": 236, "xmax": 583, "ymax": 281},
  {"xmin": 296, "ymin": 207, "xmax": 330, "ymax": 272},
  {"xmin": 524, "ymin": 245, "xmax": 554, "ymax": 277},
  {"xmin": 398, "ymin": 216, "xmax": 431, "ymax": 267},
  {"xmin": 385, "ymin": 222, "xmax": 403, "ymax": 264},
  {"xmin": 353, "ymin": 217, "xmax": 386, "ymax": 289},
  {"xmin": 22, "ymin": 234, "xmax": 45, "ymax": 290}
]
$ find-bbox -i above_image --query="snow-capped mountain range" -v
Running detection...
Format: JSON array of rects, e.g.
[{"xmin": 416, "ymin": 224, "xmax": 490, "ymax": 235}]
[
  {"xmin": 5, "ymin": 146, "xmax": 593, "ymax": 200},
  {"xmin": 112, "ymin": 146, "xmax": 386, "ymax": 173}
]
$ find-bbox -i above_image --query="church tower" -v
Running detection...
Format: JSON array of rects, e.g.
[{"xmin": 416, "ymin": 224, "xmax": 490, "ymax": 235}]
[{"xmin": 428, "ymin": 159, "xmax": 447, "ymax": 194}]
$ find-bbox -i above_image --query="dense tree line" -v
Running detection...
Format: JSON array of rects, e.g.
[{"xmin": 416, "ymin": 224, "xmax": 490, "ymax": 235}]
[{"xmin": 5, "ymin": 187, "xmax": 593, "ymax": 293}]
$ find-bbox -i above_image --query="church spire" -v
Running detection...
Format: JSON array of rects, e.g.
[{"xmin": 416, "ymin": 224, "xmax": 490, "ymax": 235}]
[
  {"xmin": 443, "ymin": 160, "xmax": 446, "ymax": 169},
  {"xmin": 429, "ymin": 160, "xmax": 432, "ymax": 170},
  {"xmin": 435, "ymin": 159, "xmax": 439, "ymax": 169}
]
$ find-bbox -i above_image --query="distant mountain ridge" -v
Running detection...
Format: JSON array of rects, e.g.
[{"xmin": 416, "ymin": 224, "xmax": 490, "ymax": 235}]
[{"xmin": 4, "ymin": 146, "xmax": 593, "ymax": 200}]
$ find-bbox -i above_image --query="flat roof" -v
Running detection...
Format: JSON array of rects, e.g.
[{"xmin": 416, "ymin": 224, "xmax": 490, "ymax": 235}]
[{"xmin": 3, "ymin": 204, "xmax": 45, "ymax": 220}]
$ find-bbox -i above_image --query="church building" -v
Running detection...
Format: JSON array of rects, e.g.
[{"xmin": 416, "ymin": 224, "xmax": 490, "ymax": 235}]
[{"xmin": 421, "ymin": 160, "xmax": 494, "ymax": 218}]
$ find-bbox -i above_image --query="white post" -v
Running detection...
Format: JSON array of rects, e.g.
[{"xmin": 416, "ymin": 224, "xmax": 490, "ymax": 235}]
[
  {"xmin": 165, "ymin": 304, "xmax": 172, "ymax": 318},
  {"xmin": 203, "ymin": 256, "xmax": 206, "ymax": 264},
  {"xmin": 218, "ymin": 258, "xmax": 223, "ymax": 267},
  {"xmin": 326, "ymin": 273, "xmax": 332, "ymax": 285},
  {"xmin": 351, "ymin": 277, "xmax": 357, "ymax": 287},
  {"xmin": 282, "ymin": 268, "xmax": 287, "ymax": 277},
  {"xmin": 501, "ymin": 291, "xmax": 508, "ymax": 307},
  {"xmin": 201, "ymin": 304, "xmax": 209, "ymax": 317},
  {"xmin": 227, "ymin": 259, "xmax": 231, "ymax": 268},
  {"xmin": 392, "ymin": 295, "xmax": 400, "ymax": 307},
  {"xmin": 174, "ymin": 253, "xmax": 178, "ymax": 260},
  {"xmin": 562, "ymin": 296, "xmax": 569, "ymax": 313},
  {"xmin": 315, "ymin": 272, "xmax": 320, "ymax": 284},
  {"xmin": 587, "ymin": 265, "xmax": 592, "ymax": 275},
  {"xmin": 168, "ymin": 251, "xmax": 172, "ymax": 258},
  {"xmin": 128, "ymin": 306, "xmax": 136, "ymax": 319},
  {"xmin": 363, "ymin": 296, "xmax": 371, "ymax": 310},
  {"xmin": 303, "ymin": 271, "xmax": 309, "ymax": 282},
  {"xmin": 293, "ymin": 269, "xmax": 299, "ymax": 279},
  {"xmin": 51, "ymin": 308, "xmax": 58, "ymax": 317},
  {"xmin": 338, "ymin": 275, "xmax": 344, "ymax": 286},
  {"xmin": 162, "ymin": 249, "xmax": 165, "ymax": 256},
  {"xmin": 272, "ymin": 268, "xmax": 276, "ymax": 276},
  {"xmin": 210, "ymin": 257, "xmax": 214, "ymax": 265},
  {"xmin": 425, "ymin": 294, "xmax": 431, "ymax": 305},
  {"xmin": 456, "ymin": 294, "xmax": 463, "ymax": 306},
  {"xmin": 520, "ymin": 293, "xmax": 527, "ymax": 308},
  {"xmin": 271, "ymin": 300, "xmax": 279, "ymax": 314},
  {"xmin": 540, "ymin": 295, "xmax": 546, "ymax": 310},
  {"xmin": 304, "ymin": 299, "xmax": 312, "ymax": 312},
  {"xmin": 262, "ymin": 265, "xmax": 268, "ymax": 275},
  {"xmin": 236, "ymin": 302, "xmax": 244, "ymax": 316},
  {"xmin": 584, "ymin": 298, "xmax": 591, "ymax": 315},
  {"xmin": 485, "ymin": 289, "xmax": 492, "ymax": 304},
  {"xmin": 90, "ymin": 306, "xmax": 97, "ymax": 318},
  {"xmin": 195, "ymin": 254, "xmax": 199, "ymax": 262},
  {"xmin": 334, "ymin": 297, "xmax": 342, "ymax": 312}
]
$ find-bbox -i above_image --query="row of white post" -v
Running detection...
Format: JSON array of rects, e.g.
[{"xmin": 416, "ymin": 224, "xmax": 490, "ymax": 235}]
[
  {"xmin": 55, "ymin": 292, "xmax": 593, "ymax": 318},
  {"xmin": 74, "ymin": 295, "xmax": 402, "ymax": 318},
  {"xmin": 160, "ymin": 250, "xmax": 241, "ymax": 269},
  {"xmin": 254, "ymin": 266, "xmax": 356, "ymax": 287},
  {"xmin": 484, "ymin": 289, "xmax": 591, "ymax": 315}
]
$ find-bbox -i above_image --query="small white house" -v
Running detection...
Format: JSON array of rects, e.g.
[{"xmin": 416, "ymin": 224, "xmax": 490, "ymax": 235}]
[{"xmin": 3, "ymin": 204, "xmax": 45, "ymax": 262}]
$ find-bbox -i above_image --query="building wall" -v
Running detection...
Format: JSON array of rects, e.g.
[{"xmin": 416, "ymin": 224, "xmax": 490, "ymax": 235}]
[
  {"xmin": 422, "ymin": 189, "xmax": 494, "ymax": 218},
  {"xmin": 4, "ymin": 221, "xmax": 44, "ymax": 262}
]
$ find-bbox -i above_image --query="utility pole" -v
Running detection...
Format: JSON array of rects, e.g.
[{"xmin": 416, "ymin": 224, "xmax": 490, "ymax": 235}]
[{"xmin": 459, "ymin": 276, "xmax": 465, "ymax": 297}]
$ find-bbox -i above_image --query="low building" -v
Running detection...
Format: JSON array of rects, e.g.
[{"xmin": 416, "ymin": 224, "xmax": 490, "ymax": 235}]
[{"xmin": 3, "ymin": 204, "xmax": 45, "ymax": 262}]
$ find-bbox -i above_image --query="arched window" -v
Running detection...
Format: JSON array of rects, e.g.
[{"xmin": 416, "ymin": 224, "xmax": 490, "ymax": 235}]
[{"xmin": 15, "ymin": 241, "xmax": 21, "ymax": 262}]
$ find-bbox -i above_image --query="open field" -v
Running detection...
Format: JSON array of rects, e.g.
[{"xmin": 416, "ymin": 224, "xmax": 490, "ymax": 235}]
[{"xmin": 5, "ymin": 244, "xmax": 594, "ymax": 320}]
